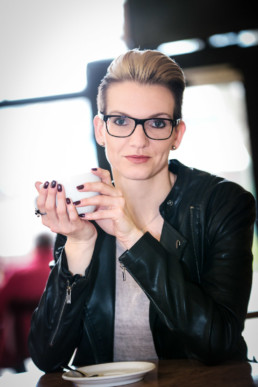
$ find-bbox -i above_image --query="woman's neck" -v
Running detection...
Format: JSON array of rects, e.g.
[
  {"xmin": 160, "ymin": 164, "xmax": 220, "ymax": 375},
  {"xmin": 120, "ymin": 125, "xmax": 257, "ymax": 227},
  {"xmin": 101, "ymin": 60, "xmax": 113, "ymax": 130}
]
[{"xmin": 113, "ymin": 168, "xmax": 175, "ymax": 230}]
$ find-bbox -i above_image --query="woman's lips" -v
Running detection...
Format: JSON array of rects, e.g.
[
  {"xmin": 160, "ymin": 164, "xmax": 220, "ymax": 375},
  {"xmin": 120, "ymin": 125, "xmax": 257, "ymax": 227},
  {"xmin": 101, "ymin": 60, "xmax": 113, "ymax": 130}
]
[{"xmin": 125, "ymin": 155, "xmax": 150, "ymax": 163}]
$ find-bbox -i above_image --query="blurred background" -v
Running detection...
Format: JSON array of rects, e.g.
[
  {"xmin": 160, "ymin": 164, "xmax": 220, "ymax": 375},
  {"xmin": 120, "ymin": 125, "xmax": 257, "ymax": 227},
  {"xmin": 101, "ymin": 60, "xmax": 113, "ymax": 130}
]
[{"xmin": 0, "ymin": 0, "xmax": 257, "ymax": 373}]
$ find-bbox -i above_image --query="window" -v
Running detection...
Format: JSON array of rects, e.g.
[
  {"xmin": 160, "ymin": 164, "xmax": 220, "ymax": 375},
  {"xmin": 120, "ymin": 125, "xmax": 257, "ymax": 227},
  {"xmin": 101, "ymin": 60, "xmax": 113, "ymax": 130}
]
[{"xmin": 0, "ymin": 98, "xmax": 97, "ymax": 255}]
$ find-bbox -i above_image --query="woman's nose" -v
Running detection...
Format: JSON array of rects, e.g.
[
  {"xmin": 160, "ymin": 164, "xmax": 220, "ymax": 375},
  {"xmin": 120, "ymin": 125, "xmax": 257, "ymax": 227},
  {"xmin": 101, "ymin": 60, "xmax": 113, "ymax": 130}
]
[{"xmin": 129, "ymin": 123, "xmax": 148, "ymax": 145}]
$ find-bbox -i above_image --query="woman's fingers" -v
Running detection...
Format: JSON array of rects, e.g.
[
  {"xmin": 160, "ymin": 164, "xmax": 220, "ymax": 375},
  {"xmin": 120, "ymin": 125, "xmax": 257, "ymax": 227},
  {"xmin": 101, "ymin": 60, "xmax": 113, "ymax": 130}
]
[
  {"xmin": 34, "ymin": 168, "xmax": 118, "ymax": 236},
  {"xmin": 91, "ymin": 167, "xmax": 113, "ymax": 186},
  {"xmin": 77, "ymin": 181, "xmax": 121, "ymax": 199},
  {"xmin": 82, "ymin": 207, "xmax": 123, "ymax": 221},
  {"xmin": 34, "ymin": 179, "xmax": 100, "ymax": 243},
  {"xmin": 35, "ymin": 181, "xmax": 43, "ymax": 193},
  {"xmin": 44, "ymin": 180, "xmax": 58, "ymax": 220},
  {"xmin": 65, "ymin": 198, "xmax": 81, "ymax": 223},
  {"xmin": 76, "ymin": 168, "xmax": 117, "ymax": 199},
  {"xmin": 56, "ymin": 184, "xmax": 69, "ymax": 222},
  {"xmin": 36, "ymin": 181, "xmax": 49, "ymax": 212},
  {"xmin": 74, "ymin": 193, "xmax": 124, "ymax": 210}
]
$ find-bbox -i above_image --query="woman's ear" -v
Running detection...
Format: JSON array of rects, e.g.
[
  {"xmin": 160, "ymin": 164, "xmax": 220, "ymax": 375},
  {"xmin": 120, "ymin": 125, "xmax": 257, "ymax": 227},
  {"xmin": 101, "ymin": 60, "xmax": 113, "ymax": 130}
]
[
  {"xmin": 171, "ymin": 120, "xmax": 186, "ymax": 150},
  {"xmin": 93, "ymin": 115, "xmax": 105, "ymax": 147}
]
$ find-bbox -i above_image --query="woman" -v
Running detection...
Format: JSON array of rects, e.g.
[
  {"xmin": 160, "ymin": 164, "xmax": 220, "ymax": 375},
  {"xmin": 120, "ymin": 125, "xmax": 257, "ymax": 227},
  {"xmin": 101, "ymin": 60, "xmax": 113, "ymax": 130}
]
[{"xmin": 29, "ymin": 49, "xmax": 256, "ymax": 371}]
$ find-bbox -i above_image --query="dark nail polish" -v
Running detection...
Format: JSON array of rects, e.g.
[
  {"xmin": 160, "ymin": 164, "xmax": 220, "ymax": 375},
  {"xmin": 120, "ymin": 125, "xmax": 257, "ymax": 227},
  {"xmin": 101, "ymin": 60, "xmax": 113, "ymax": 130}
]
[
  {"xmin": 73, "ymin": 200, "xmax": 81, "ymax": 205},
  {"xmin": 43, "ymin": 181, "xmax": 49, "ymax": 189},
  {"xmin": 91, "ymin": 168, "xmax": 98, "ymax": 171},
  {"xmin": 77, "ymin": 184, "xmax": 84, "ymax": 190},
  {"xmin": 51, "ymin": 180, "xmax": 57, "ymax": 188},
  {"xmin": 57, "ymin": 184, "xmax": 62, "ymax": 192},
  {"xmin": 79, "ymin": 213, "xmax": 85, "ymax": 218},
  {"xmin": 66, "ymin": 198, "xmax": 71, "ymax": 204}
]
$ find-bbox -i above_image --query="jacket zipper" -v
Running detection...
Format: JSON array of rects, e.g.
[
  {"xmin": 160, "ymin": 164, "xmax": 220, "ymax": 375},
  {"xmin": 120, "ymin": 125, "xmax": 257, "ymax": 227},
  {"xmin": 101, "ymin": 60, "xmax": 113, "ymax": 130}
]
[
  {"xmin": 66, "ymin": 281, "xmax": 74, "ymax": 304},
  {"xmin": 120, "ymin": 263, "xmax": 126, "ymax": 281},
  {"xmin": 49, "ymin": 280, "xmax": 76, "ymax": 346},
  {"xmin": 189, "ymin": 206, "xmax": 201, "ymax": 283},
  {"xmin": 119, "ymin": 261, "xmax": 167, "ymax": 324}
]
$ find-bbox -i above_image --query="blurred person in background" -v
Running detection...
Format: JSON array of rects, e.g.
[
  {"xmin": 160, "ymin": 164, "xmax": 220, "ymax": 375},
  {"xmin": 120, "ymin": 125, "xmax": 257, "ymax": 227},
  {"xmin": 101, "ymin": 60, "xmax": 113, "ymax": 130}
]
[{"xmin": 0, "ymin": 233, "xmax": 53, "ymax": 372}]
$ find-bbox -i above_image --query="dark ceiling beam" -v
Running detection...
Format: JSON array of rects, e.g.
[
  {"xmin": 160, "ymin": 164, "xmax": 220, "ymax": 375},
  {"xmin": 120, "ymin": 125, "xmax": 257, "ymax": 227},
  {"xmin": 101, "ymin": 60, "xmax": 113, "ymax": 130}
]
[{"xmin": 123, "ymin": 0, "xmax": 258, "ymax": 49}]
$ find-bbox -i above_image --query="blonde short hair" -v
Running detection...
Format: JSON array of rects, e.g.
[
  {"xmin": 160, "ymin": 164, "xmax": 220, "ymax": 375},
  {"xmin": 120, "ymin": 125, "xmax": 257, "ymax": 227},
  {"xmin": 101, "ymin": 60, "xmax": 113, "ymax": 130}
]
[{"xmin": 97, "ymin": 49, "xmax": 185, "ymax": 120}]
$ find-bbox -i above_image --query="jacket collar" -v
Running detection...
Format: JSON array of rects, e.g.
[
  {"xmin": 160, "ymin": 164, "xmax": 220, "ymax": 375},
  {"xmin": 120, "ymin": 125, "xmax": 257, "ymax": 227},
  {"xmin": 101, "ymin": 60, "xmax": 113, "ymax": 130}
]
[{"xmin": 159, "ymin": 159, "xmax": 186, "ymax": 219}]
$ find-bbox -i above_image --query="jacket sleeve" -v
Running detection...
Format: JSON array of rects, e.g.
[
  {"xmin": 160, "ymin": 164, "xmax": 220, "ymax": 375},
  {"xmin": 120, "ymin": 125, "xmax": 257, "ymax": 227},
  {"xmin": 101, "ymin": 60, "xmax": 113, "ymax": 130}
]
[
  {"xmin": 119, "ymin": 184, "xmax": 256, "ymax": 364},
  {"xmin": 28, "ymin": 235, "xmax": 93, "ymax": 372}
]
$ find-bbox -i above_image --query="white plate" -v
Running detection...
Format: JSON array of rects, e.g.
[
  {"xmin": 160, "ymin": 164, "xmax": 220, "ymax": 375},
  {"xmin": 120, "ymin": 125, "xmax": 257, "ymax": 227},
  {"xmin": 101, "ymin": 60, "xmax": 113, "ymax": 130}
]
[{"xmin": 62, "ymin": 361, "xmax": 156, "ymax": 386}]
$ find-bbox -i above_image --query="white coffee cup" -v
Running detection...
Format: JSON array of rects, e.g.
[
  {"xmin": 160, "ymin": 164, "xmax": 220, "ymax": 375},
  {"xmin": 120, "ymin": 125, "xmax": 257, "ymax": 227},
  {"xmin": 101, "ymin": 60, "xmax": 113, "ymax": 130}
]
[
  {"xmin": 39, "ymin": 172, "xmax": 101, "ymax": 215},
  {"xmin": 59, "ymin": 172, "xmax": 101, "ymax": 214}
]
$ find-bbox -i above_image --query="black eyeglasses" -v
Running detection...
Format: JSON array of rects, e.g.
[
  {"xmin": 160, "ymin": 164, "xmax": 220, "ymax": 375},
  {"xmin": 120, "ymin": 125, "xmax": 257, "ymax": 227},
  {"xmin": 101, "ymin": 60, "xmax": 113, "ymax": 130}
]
[{"xmin": 99, "ymin": 113, "xmax": 181, "ymax": 140}]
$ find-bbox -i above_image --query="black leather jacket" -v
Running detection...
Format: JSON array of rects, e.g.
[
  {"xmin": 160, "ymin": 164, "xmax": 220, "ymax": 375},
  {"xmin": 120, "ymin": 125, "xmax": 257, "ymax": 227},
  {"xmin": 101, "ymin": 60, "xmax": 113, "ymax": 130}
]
[{"xmin": 29, "ymin": 160, "xmax": 256, "ymax": 372}]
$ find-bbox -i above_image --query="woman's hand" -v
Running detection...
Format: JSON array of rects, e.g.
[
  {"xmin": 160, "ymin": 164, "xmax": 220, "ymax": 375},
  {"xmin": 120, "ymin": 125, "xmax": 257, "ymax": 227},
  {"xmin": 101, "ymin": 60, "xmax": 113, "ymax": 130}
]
[
  {"xmin": 35, "ymin": 180, "xmax": 97, "ymax": 241},
  {"xmin": 35, "ymin": 180, "xmax": 97, "ymax": 275},
  {"xmin": 74, "ymin": 168, "xmax": 143, "ymax": 249}
]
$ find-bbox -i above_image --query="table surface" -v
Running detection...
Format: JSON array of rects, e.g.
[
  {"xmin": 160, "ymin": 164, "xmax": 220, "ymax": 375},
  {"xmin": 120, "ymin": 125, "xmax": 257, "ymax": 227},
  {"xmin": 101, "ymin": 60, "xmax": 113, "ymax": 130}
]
[{"xmin": 0, "ymin": 359, "xmax": 258, "ymax": 387}]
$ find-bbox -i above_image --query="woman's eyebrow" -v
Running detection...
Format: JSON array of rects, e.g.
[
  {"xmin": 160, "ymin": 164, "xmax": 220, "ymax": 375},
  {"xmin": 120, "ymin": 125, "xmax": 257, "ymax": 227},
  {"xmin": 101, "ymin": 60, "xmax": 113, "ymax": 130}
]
[
  {"xmin": 107, "ymin": 111, "xmax": 173, "ymax": 118},
  {"xmin": 107, "ymin": 111, "xmax": 128, "ymax": 116},
  {"xmin": 147, "ymin": 113, "xmax": 173, "ymax": 118}
]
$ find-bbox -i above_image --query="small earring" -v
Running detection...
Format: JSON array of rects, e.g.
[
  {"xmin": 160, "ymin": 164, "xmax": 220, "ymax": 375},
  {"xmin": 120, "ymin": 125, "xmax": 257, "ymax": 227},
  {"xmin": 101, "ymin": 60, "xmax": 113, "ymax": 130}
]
[{"xmin": 172, "ymin": 145, "xmax": 176, "ymax": 150}]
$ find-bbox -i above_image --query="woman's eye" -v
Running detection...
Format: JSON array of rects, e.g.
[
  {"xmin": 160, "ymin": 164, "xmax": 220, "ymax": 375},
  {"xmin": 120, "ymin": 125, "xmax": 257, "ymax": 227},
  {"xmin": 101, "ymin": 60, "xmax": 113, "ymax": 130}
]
[
  {"xmin": 114, "ymin": 117, "xmax": 127, "ymax": 126},
  {"xmin": 151, "ymin": 119, "xmax": 166, "ymax": 128}
]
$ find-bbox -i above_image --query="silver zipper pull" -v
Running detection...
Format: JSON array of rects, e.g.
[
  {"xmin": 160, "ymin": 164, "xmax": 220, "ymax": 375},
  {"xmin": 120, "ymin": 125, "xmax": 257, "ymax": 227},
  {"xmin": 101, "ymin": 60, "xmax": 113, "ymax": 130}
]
[
  {"xmin": 120, "ymin": 264, "xmax": 126, "ymax": 281},
  {"xmin": 66, "ymin": 281, "xmax": 72, "ymax": 304},
  {"xmin": 176, "ymin": 240, "xmax": 181, "ymax": 249}
]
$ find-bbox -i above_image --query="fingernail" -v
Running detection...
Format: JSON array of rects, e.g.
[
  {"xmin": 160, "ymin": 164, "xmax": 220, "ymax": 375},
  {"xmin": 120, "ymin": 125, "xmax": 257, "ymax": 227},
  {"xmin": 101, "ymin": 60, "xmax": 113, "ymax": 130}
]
[
  {"xmin": 66, "ymin": 198, "xmax": 71, "ymax": 204},
  {"xmin": 57, "ymin": 184, "xmax": 62, "ymax": 192},
  {"xmin": 77, "ymin": 184, "xmax": 84, "ymax": 190},
  {"xmin": 73, "ymin": 200, "xmax": 81, "ymax": 205},
  {"xmin": 79, "ymin": 213, "xmax": 85, "ymax": 218},
  {"xmin": 43, "ymin": 181, "xmax": 49, "ymax": 189},
  {"xmin": 51, "ymin": 180, "xmax": 57, "ymax": 188},
  {"xmin": 91, "ymin": 168, "xmax": 98, "ymax": 171}
]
